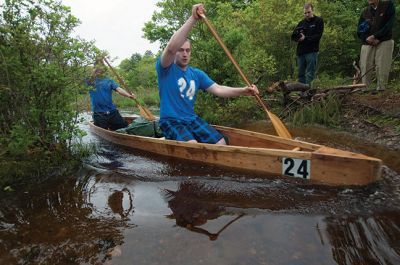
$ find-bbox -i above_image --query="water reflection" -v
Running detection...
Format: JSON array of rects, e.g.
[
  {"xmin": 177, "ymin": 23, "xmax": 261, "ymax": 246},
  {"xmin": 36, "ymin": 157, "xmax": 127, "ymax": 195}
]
[
  {"xmin": 163, "ymin": 181, "xmax": 244, "ymax": 241},
  {"xmin": 156, "ymin": 179, "xmax": 400, "ymax": 264},
  {"xmin": 1, "ymin": 169, "xmax": 400, "ymax": 264},
  {"xmin": 326, "ymin": 213, "xmax": 400, "ymax": 265},
  {"xmin": 108, "ymin": 188, "xmax": 134, "ymax": 219},
  {"xmin": 0, "ymin": 170, "xmax": 129, "ymax": 264}
]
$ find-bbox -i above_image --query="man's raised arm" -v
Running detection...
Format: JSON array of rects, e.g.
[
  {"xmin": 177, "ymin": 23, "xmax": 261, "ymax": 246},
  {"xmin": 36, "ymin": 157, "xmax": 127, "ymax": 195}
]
[{"xmin": 160, "ymin": 4, "xmax": 205, "ymax": 68}]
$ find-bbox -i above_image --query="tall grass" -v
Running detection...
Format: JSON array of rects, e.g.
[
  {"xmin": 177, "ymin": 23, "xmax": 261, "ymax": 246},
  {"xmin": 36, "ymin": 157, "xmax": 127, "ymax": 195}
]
[
  {"xmin": 195, "ymin": 92, "xmax": 263, "ymax": 125},
  {"xmin": 133, "ymin": 86, "xmax": 160, "ymax": 106},
  {"xmin": 290, "ymin": 94, "xmax": 342, "ymax": 127}
]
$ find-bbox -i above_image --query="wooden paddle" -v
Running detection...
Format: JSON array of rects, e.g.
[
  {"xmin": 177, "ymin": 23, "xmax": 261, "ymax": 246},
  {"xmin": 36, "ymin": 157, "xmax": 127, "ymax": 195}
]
[
  {"xmin": 198, "ymin": 13, "xmax": 292, "ymax": 139},
  {"xmin": 103, "ymin": 58, "xmax": 156, "ymax": 121}
]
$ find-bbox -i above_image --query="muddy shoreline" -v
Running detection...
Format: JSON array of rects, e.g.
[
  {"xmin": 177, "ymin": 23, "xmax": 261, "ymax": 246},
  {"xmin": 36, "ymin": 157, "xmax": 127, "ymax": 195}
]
[{"xmin": 340, "ymin": 90, "xmax": 400, "ymax": 151}]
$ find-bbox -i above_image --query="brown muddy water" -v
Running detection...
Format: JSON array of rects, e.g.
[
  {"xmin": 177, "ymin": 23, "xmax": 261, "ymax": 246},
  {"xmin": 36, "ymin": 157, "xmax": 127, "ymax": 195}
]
[{"xmin": 0, "ymin": 115, "xmax": 399, "ymax": 265}]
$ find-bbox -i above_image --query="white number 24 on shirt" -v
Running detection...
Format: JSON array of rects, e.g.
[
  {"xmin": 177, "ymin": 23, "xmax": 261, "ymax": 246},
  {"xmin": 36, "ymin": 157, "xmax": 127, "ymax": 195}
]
[{"xmin": 178, "ymin": 78, "xmax": 196, "ymax": 101}]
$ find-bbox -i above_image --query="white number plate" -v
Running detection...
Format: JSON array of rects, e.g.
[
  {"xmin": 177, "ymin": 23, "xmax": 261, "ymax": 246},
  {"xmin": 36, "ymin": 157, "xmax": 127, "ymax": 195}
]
[{"xmin": 282, "ymin": 158, "xmax": 311, "ymax": 179}]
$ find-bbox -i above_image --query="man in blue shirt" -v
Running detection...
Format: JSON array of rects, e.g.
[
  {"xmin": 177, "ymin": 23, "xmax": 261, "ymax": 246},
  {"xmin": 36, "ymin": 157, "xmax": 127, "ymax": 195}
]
[
  {"xmin": 157, "ymin": 3, "xmax": 259, "ymax": 145},
  {"xmin": 87, "ymin": 62, "xmax": 135, "ymax": 130}
]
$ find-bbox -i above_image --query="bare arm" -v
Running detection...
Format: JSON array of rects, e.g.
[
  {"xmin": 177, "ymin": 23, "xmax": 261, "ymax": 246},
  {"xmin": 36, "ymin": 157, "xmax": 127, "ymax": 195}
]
[
  {"xmin": 160, "ymin": 4, "xmax": 205, "ymax": 68},
  {"xmin": 115, "ymin": 87, "xmax": 135, "ymax": 99},
  {"xmin": 206, "ymin": 83, "xmax": 259, "ymax": 98}
]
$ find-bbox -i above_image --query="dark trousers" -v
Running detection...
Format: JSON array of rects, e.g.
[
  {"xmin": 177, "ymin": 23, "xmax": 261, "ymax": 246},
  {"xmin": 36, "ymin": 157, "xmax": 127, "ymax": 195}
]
[
  {"xmin": 93, "ymin": 110, "xmax": 127, "ymax": 130},
  {"xmin": 297, "ymin": 52, "xmax": 318, "ymax": 85}
]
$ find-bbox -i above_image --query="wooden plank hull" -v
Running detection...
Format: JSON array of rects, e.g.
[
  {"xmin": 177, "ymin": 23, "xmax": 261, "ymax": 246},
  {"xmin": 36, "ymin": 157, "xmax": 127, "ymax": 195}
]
[{"xmin": 89, "ymin": 120, "xmax": 382, "ymax": 186}]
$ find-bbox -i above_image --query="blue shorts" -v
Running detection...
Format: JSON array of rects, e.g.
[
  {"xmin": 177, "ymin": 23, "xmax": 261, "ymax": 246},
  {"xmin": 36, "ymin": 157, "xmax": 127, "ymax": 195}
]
[{"xmin": 159, "ymin": 117, "xmax": 223, "ymax": 143}]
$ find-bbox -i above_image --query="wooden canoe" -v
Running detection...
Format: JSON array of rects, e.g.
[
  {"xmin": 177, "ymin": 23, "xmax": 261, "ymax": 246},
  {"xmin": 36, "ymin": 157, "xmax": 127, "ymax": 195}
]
[{"xmin": 89, "ymin": 117, "xmax": 382, "ymax": 186}]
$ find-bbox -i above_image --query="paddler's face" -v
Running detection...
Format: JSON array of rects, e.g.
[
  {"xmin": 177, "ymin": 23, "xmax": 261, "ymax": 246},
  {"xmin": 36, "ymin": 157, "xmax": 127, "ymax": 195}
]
[
  {"xmin": 94, "ymin": 64, "xmax": 107, "ymax": 76},
  {"xmin": 175, "ymin": 40, "xmax": 191, "ymax": 69}
]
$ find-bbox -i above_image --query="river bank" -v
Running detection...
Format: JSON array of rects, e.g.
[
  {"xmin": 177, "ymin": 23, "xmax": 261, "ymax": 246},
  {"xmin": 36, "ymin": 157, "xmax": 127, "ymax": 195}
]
[{"xmin": 340, "ymin": 90, "xmax": 400, "ymax": 151}]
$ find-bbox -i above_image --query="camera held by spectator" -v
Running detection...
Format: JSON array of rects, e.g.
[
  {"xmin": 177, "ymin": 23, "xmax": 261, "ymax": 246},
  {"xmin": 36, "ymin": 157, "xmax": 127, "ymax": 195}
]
[{"xmin": 292, "ymin": 26, "xmax": 306, "ymax": 41}]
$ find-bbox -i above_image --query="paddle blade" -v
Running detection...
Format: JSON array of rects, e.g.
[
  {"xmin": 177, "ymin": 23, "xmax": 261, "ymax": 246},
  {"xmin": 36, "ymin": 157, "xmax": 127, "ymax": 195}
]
[{"xmin": 266, "ymin": 111, "xmax": 292, "ymax": 139}]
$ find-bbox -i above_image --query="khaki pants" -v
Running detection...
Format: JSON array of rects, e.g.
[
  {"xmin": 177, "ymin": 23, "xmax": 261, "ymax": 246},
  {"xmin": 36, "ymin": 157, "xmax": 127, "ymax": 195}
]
[{"xmin": 360, "ymin": 39, "xmax": 394, "ymax": 90}]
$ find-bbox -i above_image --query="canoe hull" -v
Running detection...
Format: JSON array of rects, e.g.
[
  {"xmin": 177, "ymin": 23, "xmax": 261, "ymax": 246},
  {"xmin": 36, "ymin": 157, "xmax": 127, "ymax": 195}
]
[{"xmin": 89, "ymin": 120, "xmax": 382, "ymax": 186}]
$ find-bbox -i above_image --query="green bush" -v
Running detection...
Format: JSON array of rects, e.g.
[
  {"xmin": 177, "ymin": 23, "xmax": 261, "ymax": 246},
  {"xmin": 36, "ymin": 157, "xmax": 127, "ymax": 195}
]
[
  {"xmin": 0, "ymin": 0, "xmax": 97, "ymax": 187},
  {"xmin": 195, "ymin": 92, "xmax": 263, "ymax": 125}
]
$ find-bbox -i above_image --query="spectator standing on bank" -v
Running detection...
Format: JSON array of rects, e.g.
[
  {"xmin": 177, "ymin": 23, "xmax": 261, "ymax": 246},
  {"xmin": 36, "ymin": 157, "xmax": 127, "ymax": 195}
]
[
  {"xmin": 291, "ymin": 3, "xmax": 324, "ymax": 89},
  {"xmin": 357, "ymin": 0, "xmax": 395, "ymax": 91}
]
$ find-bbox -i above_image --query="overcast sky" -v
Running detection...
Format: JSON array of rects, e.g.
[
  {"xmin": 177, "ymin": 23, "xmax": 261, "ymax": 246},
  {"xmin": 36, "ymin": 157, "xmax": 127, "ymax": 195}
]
[
  {"xmin": 0, "ymin": 0, "xmax": 161, "ymax": 64},
  {"xmin": 62, "ymin": 0, "xmax": 161, "ymax": 64}
]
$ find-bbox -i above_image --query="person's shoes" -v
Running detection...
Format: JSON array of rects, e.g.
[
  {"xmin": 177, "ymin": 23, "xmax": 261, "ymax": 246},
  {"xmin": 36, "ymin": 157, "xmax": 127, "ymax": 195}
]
[{"xmin": 376, "ymin": 87, "xmax": 386, "ymax": 92}]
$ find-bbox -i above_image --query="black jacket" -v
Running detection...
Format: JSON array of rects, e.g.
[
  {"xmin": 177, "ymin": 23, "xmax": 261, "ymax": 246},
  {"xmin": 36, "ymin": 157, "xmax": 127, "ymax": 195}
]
[
  {"xmin": 291, "ymin": 16, "xmax": 324, "ymax": 56},
  {"xmin": 357, "ymin": 0, "xmax": 395, "ymax": 44}
]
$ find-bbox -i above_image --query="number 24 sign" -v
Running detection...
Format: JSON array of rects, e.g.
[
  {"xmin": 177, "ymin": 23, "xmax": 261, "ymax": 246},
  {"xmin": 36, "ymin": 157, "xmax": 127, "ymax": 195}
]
[{"xmin": 282, "ymin": 158, "xmax": 311, "ymax": 179}]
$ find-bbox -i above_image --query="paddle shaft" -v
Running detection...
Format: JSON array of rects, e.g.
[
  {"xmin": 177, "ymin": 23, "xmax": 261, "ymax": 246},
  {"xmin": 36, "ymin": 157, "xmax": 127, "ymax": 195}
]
[
  {"xmin": 103, "ymin": 58, "xmax": 138, "ymax": 101},
  {"xmin": 199, "ymin": 13, "xmax": 292, "ymax": 139},
  {"xmin": 103, "ymin": 58, "xmax": 156, "ymax": 121},
  {"xmin": 199, "ymin": 14, "xmax": 269, "ymax": 113}
]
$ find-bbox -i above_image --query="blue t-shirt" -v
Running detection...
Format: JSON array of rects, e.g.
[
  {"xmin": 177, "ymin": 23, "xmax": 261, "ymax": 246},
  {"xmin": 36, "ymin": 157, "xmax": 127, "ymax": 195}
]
[
  {"xmin": 156, "ymin": 58, "xmax": 215, "ymax": 122},
  {"xmin": 87, "ymin": 77, "xmax": 119, "ymax": 113}
]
